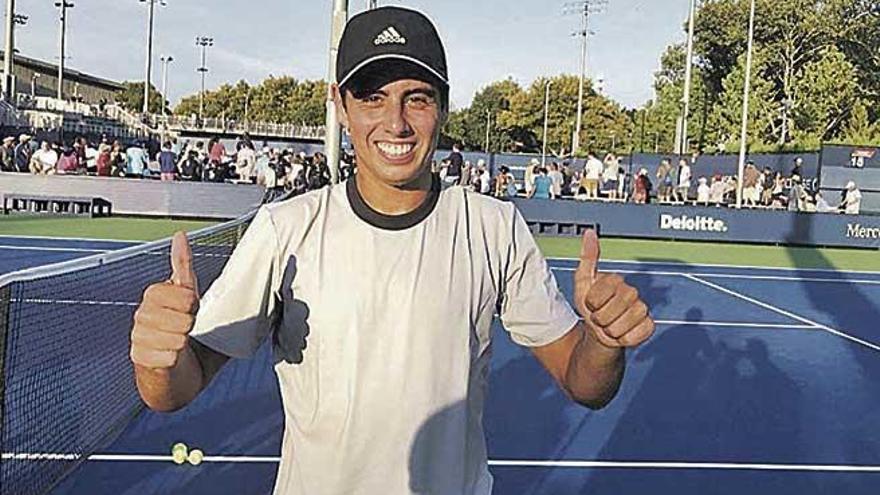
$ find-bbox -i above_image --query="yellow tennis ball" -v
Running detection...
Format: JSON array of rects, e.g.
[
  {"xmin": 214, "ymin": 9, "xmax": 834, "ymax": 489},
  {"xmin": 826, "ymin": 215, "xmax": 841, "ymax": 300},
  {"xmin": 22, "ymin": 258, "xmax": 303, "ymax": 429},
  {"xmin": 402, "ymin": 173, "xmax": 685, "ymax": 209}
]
[
  {"xmin": 172, "ymin": 449, "xmax": 187, "ymax": 465},
  {"xmin": 187, "ymin": 449, "xmax": 204, "ymax": 466}
]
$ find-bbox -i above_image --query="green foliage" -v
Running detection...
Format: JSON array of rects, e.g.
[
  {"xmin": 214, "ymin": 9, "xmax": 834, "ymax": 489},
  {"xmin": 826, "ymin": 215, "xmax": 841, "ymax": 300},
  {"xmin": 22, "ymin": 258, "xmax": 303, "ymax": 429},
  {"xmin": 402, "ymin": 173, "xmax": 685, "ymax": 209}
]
[
  {"xmin": 117, "ymin": 81, "xmax": 167, "ymax": 114},
  {"xmin": 174, "ymin": 77, "xmax": 327, "ymax": 125},
  {"xmin": 642, "ymin": 0, "xmax": 879, "ymax": 153},
  {"xmin": 444, "ymin": 74, "xmax": 632, "ymax": 155}
]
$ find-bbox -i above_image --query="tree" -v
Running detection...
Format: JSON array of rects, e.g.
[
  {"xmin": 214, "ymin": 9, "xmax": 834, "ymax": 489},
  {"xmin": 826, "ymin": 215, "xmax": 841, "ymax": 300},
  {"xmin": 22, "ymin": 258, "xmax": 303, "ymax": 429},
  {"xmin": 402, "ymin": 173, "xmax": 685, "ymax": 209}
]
[
  {"xmin": 116, "ymin": 81, "xmax": 167, "ymax": 114},
  {"xmin": 709, "ymin": 50, "xmax": 777, "ymax": 152},
  {"xmin": 441, "ymin": 78, "xmax": 524, "ymax": 152},
  {"xmin": 173, "ymin": 77, "xmax": 327, "ymax": 126},
  {"xmin": 791, "ymin": 46, "xmax": 861, "ymax": 145}
]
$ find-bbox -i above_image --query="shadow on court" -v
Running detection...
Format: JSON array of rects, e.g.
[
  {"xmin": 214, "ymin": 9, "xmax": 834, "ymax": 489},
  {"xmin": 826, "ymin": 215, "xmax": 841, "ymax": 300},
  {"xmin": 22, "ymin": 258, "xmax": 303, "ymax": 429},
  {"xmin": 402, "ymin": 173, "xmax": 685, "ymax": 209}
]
[
  {"xmin": 579, "ymin": 308, "xmax": 805, "ymax": 494},
  {"xmin": 784, "ymin": 213, "xmax": 880, "ymax": 467}
]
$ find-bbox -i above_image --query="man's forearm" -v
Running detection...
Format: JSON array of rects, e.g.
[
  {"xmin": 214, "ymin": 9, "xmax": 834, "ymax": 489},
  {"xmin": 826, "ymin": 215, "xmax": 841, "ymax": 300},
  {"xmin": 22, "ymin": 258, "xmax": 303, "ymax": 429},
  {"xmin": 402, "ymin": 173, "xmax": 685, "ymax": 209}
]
[
  {"xmin": 564, "ymin": 323, "xmax": 625, "ymax": 409},
  {"xmin": 134, "ymin": 344, "xmax": 205, "ymax": 412}
]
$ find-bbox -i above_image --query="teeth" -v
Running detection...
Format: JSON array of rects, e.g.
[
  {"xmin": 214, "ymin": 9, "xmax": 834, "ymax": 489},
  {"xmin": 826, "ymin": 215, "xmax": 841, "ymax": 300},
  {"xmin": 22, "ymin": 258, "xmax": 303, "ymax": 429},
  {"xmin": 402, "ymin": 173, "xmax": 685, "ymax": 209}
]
[{"xmin": 377, "ymin": 142, "xmax": 414, "ymax": 157}]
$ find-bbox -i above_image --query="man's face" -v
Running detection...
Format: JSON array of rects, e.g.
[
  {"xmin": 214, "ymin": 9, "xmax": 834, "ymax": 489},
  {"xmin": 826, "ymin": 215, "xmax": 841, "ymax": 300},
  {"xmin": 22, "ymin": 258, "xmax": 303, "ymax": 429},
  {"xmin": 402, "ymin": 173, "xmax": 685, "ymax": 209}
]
[{"xmin": 335, "ymin": 78, "xmax": 445, "ymax": 187}]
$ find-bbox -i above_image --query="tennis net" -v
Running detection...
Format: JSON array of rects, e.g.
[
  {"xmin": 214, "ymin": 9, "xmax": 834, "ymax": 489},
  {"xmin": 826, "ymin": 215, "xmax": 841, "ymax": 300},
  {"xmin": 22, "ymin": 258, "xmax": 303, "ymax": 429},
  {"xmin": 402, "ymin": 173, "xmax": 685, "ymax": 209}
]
[{"xmin": 0, "ymin": 211, "xmax": 257, "ymax": 495}]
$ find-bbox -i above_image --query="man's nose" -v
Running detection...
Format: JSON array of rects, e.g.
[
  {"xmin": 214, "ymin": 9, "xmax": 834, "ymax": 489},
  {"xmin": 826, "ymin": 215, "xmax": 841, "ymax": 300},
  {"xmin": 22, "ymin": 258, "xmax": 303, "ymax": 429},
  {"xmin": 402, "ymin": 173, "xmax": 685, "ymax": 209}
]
[{"xmin": 384, "ymin": 103, "xmax": 413, "ymax": 136}]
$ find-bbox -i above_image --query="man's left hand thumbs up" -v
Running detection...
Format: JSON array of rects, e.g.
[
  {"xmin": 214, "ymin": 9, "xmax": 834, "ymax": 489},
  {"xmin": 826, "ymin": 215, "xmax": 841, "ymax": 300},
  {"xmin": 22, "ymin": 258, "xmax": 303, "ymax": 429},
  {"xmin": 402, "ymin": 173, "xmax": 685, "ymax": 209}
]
[{"xmin": 574, "ymin": 229, "xmax": 655, "ymax": 349}]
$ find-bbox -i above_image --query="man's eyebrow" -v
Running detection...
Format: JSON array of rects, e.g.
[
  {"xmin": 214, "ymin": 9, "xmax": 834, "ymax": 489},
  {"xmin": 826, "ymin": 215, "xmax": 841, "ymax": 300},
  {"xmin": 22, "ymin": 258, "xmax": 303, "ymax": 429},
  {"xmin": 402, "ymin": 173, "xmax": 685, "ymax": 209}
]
[{"xmin": 403, "ymin": 87, "xmax": 438, "ymax": 99}]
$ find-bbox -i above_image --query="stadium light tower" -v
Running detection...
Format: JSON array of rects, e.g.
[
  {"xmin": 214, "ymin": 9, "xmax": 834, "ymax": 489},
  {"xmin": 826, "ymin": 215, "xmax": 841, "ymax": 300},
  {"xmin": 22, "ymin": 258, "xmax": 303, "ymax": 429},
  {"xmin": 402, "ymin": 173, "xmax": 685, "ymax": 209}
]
[
  {"xmin": 3, "ymin": 1, "xmax": 28, "ymax": 102},
  {"xmin": 564, "ymin": 0, "xmax": 607, "ymax": 156},
  {"xmin": 160, "ymin": 55, "xmax": 173, "ymax": 116},
  {"xmin": 679, "ymin": 0, "xmax": 697, "ymax": 155},
  {"xmin": 140, "ymin": 0, "xmax": 167, "ymax": 115},
  {"xmin": 195, "ymin": 36, "xmax": 213, "ymax": 121},
  {"xmin": 325, "ymin": 0, "xmax": 349, "ymax": 184},
  {"xmin": 542, "ymin": 80, "xmax": 553, "ymax": 168},
  {"xmin": 54, "ymin": 1, "xmax": 73, "ymax": 101},
  {"xmin": 735, "ymin": 0, "xmax": 756, "ymax": 209}
]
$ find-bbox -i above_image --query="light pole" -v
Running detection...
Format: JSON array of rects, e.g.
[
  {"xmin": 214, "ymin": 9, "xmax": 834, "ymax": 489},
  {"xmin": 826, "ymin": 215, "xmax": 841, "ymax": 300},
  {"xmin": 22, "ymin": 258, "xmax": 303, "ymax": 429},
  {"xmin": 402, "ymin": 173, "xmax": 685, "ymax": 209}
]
[
  {"xmin": 565, "ymin": 0, "xmax": 606, "ymax": 155},
  {"xmin": 160, "ymin": 55, "xmax": 173, "ymax": 116},
  {"xmin": 54, "ymin": 1, "xmax": 73, "ymax": 101},
  {"xmin": 735, "ymin": 0, "xmax": 756, "ymax": 209},
  {"xmin": 140, "ymin": 0, "xmax": 166, "ymax": 115},
  {"xmin": 3, "ymin": 2, "xmax": 27, "ymax": 102},
  {"xmin": 244, "ymin": 87, "xmax": 251, "ymax": 128},
  {"xmin": 679, "ymin": 0, "xmax": 697, "ymax": 155},
  {"xmin": 195, "ymin": 36, "xmax": 213, "ymax": 122},
  {"xmin": 541, "ymin": 80, "xmax": 552, "ymax": 168},
  {"xmin": 325, "ymin": 0, "xmax": 348, "ymax": 184},
  {"xmin": 484, "ymin": 109, "xmax": 491, "ymax": 153}
]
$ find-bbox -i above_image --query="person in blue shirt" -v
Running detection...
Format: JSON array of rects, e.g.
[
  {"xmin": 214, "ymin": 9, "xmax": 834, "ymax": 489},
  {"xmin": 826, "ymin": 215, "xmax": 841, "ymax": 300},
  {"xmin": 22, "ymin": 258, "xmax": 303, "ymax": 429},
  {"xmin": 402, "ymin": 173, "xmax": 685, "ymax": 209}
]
[
  {"xmin": 159, "ymin": 141, "xmax": 178, "ymax": 181},
  {"xmin": 530, "ymin": 167, "xmax": 554, "ymax": 199},
  {"xmin": 125, "ymin": 142, "xmax": 148, "ymax": 178}
]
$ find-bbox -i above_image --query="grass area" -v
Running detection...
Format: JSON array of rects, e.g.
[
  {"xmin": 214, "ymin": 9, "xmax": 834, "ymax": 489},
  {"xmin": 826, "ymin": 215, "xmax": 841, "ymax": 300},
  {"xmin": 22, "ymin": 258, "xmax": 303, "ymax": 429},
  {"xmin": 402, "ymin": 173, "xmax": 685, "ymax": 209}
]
[
  {"xmin": 537, "ymin": 236, "xmax": 880, "ymax": 272},
  {"xmin": 1, "ymin": 216, "xmax": 876, "ymax": 271},
  {"xmin": 0, "ymin": 216, "xmax": 218, "ymax": 241}
]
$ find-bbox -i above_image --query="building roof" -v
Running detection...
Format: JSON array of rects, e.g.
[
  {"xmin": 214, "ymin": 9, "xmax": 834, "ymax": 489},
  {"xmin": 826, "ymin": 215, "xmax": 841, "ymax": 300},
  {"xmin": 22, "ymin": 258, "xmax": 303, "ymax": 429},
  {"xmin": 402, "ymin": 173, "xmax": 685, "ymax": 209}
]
[{"xmin": 0, "ymin": 50, "xmax": 125, "ymax": 91}]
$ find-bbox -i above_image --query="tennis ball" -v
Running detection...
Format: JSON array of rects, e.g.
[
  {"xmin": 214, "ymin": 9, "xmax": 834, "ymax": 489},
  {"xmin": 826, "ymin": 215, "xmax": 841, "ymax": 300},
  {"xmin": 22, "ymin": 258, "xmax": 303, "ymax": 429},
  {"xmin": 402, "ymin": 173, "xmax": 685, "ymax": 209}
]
[
  {"xmin": 187, "ymin": 448, "xmax": 204, "ymax": 466},
  {"xmin": 171, "ymin": 443, "xmax": 187, "ymax": 465}
]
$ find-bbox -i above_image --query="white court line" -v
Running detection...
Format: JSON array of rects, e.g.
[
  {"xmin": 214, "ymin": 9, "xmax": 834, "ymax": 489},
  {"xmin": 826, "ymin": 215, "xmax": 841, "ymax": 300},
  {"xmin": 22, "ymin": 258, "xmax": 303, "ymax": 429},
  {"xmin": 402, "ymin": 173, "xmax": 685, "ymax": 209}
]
[
  {"xmin": 655, "ymin": 320, "xmax": 816, "ymax": 330},
  {"xmin": 0, "ymin": 245, "xmax": 111, "ymax": 254},
  {"xmin": 684, "ymin": 274, "xmax": 880, "ymax": 353},
  {"xmin": 3, "ymin": 453, "xmax": 879, "ymax": 473},
  {"xmin": 550, "ymin": 267, "xmax": 880, "ymax": 285},
  {"xmin": 547, "ymin": 257, "xmax": 880, "ymax": 276},
  {"xmin": 7, "ymin": 298, "xmax": 138, "ymax": 307},
  {"xmin": 0, "ymin": 235, "xmax": 138, "ymax": 244}
]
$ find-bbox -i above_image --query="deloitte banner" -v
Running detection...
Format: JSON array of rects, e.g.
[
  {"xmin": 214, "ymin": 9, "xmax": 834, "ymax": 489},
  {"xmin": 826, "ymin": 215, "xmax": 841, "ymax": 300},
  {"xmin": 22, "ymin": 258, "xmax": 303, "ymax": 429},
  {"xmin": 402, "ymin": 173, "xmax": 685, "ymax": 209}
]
[{"xmin": 513, "ymin": 199, "xmax": 880, "ymax": 249}]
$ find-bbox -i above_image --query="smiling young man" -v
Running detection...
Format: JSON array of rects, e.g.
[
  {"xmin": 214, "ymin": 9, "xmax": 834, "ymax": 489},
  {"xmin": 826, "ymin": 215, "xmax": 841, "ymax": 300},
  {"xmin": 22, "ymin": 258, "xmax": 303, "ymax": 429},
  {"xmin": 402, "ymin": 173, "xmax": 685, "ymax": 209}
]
[{"xmin": 130, "ymin": 6, "xmax": 653, "ymax": 495}]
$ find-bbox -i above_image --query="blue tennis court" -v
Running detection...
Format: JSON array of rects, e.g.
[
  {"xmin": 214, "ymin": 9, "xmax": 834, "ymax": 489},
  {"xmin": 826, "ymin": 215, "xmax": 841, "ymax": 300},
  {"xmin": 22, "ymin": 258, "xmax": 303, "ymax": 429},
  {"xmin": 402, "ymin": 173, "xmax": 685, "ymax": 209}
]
[{"xmin": 2, "ymin": 235, "xmax": 878, "ymax": 494}]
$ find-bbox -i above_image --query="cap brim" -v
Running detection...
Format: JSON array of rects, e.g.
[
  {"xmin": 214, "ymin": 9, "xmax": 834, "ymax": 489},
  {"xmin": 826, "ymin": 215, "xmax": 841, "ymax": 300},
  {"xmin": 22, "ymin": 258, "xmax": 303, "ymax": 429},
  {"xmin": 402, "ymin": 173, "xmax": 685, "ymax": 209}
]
[{"xmin": 338, "ymin": 54, "xmax": 448, "ymax": 89}]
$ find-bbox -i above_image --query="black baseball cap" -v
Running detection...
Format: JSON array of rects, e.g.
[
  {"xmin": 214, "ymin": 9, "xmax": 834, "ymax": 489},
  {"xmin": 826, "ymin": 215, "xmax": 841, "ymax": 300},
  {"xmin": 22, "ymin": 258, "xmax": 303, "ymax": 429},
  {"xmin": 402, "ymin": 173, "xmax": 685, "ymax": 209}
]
[{"xmin": 336, "ymin": 6, "xmax": 448, "ymax": 91}]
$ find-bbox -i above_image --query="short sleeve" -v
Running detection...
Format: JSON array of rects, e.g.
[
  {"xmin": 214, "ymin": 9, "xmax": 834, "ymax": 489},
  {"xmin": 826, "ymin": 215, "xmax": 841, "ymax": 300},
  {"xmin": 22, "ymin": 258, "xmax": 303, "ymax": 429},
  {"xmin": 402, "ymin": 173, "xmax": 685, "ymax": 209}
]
[
  {"xmin": 191, "ymin": 207, "xmax": 281, "ymax": 358},
  {"xmin": 499, "ymin": 208, "xmax": 579, "ymax": 347}
]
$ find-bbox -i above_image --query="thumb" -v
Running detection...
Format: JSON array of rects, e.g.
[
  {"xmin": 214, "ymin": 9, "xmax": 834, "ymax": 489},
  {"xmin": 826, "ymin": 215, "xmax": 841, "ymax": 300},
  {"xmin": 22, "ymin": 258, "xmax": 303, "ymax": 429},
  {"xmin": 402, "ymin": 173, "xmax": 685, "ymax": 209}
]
[
  {"xmin": 170, "ymin": 231, "xmax": 198, "ymax": 291},
  {"xmin": 578, "ymin": 228, "xmax": 600, "ymax": 281}
]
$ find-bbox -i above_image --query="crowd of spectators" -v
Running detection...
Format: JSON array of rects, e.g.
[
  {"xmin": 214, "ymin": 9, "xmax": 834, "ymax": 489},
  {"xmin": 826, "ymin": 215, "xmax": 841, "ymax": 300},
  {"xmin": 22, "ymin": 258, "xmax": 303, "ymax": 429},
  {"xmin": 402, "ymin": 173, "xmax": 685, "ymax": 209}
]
[
  {"xmin": 0, "ymin": 132, "xmax": 864, "ymax": 215},
  {"xmin": 434, "ymin": 148, "xmax": 862, "ymax": 216},
  {"xmin": 0, "ymin": 131, "xmax": 342, "ymax": 203}
]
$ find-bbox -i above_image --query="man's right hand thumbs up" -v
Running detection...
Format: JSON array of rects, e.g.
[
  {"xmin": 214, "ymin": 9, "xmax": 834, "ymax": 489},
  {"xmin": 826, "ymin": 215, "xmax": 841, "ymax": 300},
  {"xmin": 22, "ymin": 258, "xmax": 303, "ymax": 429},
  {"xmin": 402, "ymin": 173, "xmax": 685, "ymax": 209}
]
[{"xmin": 130, "ymin": 232, "xmax": 201, "ymax": 370}]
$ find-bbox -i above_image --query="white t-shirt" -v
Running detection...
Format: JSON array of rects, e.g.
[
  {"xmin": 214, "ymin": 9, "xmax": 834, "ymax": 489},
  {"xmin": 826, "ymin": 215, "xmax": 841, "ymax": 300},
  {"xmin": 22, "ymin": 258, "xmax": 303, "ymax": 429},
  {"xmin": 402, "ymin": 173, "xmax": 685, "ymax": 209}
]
[
  {"xmin": 584, "ymin": 158, "xmax": 603, "ymax": 180},
  {"xmin": 844, "ymin": 189, "xmax": 862, "ymax": 215},
  {"xmin": 678, "ymin": 164, "xmax": 692, "ymax": 188},
  {"xmin": 191, "ymin": 178, "xmax": 578, "ymax": 495}
]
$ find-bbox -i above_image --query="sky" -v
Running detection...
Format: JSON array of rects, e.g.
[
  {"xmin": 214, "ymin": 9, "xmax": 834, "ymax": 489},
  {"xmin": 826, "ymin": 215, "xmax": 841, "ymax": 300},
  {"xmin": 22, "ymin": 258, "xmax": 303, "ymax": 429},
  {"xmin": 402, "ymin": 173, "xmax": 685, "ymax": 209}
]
[{"xmin": 6, "ymin": 0, "xmax": 692, "ymax": 110}]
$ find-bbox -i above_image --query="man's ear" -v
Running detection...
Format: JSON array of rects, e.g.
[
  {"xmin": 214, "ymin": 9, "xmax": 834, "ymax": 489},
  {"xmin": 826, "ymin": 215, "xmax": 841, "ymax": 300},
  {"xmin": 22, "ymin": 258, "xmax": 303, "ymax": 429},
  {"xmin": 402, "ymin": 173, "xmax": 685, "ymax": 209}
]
[{"xmin": 330, "ymin": 83, "xmax": 349, "ymax": 131}]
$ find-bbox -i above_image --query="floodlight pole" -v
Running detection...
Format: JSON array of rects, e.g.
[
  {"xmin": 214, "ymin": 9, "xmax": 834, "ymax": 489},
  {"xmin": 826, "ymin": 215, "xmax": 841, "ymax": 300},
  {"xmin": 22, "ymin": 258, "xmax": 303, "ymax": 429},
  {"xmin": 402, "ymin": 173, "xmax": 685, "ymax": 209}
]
[
  {"xmin": 680, "ymin": 0, "xmax": 696, "ymax": 155},
  {"xmin": 573, "ymin": 7, "xmax": 588, "ymax": 155},
  {"xmin": 542, "ymin": 80, "xmax": 552, "ymax": 168},
  {"xmin": 735, "ymin": 0, "xmax": 756, "ymax": 209},
  {"xmin": 325, "ymin": 0, "xmax": 348, "ymax": 184},
  {"xmin": 141, "ymin": 0, "xmax": 163, "ymax": 115},
  {"xmin": 196, "ymin": 36, "xmax": 213, "ymax": 121},
  {"xmin": 2, "ymin": 0, "xmax": 14, "ymax": 102},
  {"xmin": 485, "ymin": 109, "xmax": 491, "ymax": 153},
  {"xmin": 55, "ymin": 1, "xmax": 73, "ymax": 101},
  {"xmin": 160, "ymin": 55, "xmax": 172, "ymax": 116}
]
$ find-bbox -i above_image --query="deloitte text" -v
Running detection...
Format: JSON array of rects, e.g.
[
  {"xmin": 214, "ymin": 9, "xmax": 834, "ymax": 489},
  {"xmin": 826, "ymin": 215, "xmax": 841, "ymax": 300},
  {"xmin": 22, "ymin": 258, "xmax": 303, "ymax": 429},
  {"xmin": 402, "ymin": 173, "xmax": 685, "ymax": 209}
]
[
  {"xmin": 846, "ymin": 223, "xmax": 880, "ymax": 239},
  {"xmin": 660, "ymin": 214, "xmax": 729, "ymax": 233}
]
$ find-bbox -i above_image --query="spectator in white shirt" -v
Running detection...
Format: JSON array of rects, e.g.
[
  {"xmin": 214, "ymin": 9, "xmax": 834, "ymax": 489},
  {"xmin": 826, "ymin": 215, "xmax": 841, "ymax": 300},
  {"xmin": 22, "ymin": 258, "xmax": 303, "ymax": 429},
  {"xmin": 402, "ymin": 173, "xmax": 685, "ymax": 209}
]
[
  {"xmin": 29, "ymin": 141, "xmax": 59, "ymax": 175},
  {"xmin": 583, "ymin": 153, "xmax": 603, "ymax": 200},
  {"xmin": 841, "ymin": 181, "xmax": 862, "ymax": 215}
]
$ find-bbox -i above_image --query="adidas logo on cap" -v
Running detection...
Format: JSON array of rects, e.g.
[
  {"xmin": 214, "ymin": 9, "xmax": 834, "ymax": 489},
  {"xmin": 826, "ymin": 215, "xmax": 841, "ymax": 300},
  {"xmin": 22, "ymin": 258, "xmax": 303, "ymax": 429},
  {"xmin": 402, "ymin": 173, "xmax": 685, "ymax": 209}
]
[{"xmin": 374, "ymin": 26, "xmax": 406, "ymax": 45}]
